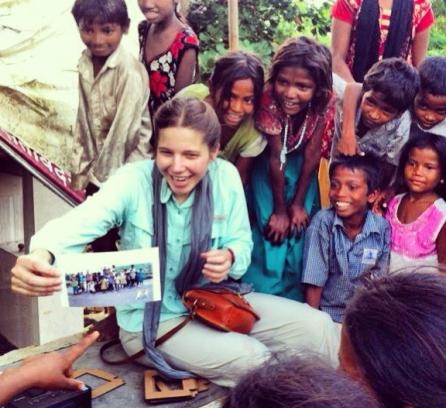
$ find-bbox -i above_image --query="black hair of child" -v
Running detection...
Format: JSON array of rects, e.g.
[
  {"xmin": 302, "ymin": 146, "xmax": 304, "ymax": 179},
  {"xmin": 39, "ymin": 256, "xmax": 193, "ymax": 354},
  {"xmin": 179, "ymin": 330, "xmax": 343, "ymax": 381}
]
[
  {"xmin": 419, "ymin": 56, "xmax": 446, "ymax": 96},
  {"xmin": 223, "ymin": 354, "xmax": 379, "ymax": 408},
  {"xmin": 208, "ymin": 51, "xmax": 264, "ymax": 118},
  {"xmin": 72, "ymin": 0, "xmax": 130, "ymax": 28},
  {"xmin": 268, "ymin": 36, "xmax": 333, "ymax": 114},
  {"xmin": 395, "ymin": 128, "xmax": 446, "ymax": 199},
  {"xmin": 344, "ymin": 271, "xmax": 446, "ymax": 408},
  {"xmin": 363, "ymin": 57, "xmax": 419, "ymax": 114},
  {"xmin": 329, "ymin": 154, "xmax": 382, "ymax": 194}
]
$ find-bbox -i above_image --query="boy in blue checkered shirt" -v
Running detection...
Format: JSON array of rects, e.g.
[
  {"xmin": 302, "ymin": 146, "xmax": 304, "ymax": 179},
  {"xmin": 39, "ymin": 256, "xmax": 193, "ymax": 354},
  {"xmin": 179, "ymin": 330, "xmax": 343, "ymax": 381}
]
[{"xmin": 302, "ymin": 155, "xmax": 390, "ymax": 323}]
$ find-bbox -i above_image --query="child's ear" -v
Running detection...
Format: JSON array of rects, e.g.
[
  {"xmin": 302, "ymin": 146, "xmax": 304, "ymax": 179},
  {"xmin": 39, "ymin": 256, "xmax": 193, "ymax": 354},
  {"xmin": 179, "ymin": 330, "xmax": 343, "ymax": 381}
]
[{"xmin": 367, "ymin": 189, "xmax": 379, "ymax": 204}]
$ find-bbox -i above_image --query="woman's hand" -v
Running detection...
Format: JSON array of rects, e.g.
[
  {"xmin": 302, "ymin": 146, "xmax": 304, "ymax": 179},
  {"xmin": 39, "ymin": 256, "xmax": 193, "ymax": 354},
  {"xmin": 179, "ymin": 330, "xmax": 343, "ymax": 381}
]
[
  {"xmin": 201, "ymin": 249, "xmax": 233, "ymax": 283},
  {"xmin": 265, "ymin": 212, "xmax": 290, "ymax": 245},
  {"xmin": 11, "ymin": 250, "xmax": 62, "ymax": 296},
  {"xmin": 288, "ymin": 204, "xmax": 309, "ymax": 238}
]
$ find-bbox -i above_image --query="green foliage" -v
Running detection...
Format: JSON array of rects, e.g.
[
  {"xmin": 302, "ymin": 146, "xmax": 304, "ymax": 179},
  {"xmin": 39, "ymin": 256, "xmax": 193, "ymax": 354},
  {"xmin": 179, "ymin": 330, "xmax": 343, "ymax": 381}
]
[
  {"xmin": 187, "ymin": 0, "xmax": 446, "ymax": 77},
  {"xmin": 187, "ymin": 0, "xmax": 331, "ymax": 79},
  {"xmin": 429, "ymin": 0, "xmax": 446, "ymax": 56}
]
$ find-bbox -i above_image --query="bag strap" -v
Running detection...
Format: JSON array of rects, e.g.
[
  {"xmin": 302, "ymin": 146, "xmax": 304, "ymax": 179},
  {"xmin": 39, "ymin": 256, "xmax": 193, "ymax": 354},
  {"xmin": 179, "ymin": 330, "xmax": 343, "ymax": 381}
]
[{"xmin": 99, "ymin": 315, "xmax": 193, "ymax": 365}]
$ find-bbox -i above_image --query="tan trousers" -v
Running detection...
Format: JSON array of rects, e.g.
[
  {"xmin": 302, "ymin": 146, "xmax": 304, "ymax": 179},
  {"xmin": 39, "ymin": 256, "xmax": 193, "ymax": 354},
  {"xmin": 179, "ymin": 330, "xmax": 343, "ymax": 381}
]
[{"xmin": 120, "ymin": 292, "xmax": 341, "ymax": 387}]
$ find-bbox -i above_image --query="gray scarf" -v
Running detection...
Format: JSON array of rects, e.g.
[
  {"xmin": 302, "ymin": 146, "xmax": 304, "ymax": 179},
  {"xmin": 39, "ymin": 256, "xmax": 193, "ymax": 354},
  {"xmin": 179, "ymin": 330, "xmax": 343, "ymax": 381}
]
[{"xmin": 142, "ymin": 165, "xmax": 213, "ymax": 379}]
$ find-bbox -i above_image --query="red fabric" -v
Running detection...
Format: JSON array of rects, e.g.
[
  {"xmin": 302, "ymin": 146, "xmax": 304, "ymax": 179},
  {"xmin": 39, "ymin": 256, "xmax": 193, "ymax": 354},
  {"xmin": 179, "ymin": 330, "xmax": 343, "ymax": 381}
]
[
  {"xmin": 331, "ymin": 0, "xmax": 435, "ymax": 70},
  {"xmin": 331, "ymin": 0, "xmax": 356, "ymax": 24},
  {"xmin": 416, "ymin": 5, "xmax": 434, "ymax": 32},
  {"xmin": 255, "ymin": 88, "xmax": 335, "ymax": 159},
  {"xmin": 138, "ymin": 23, "xmax": 199, "ymax": 115}
]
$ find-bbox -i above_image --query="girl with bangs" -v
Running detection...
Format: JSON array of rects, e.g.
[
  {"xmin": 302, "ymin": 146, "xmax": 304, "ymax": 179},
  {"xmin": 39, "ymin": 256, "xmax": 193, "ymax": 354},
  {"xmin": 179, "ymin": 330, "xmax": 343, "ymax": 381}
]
[{"xmin": 243, "ymin": 37, "xmax": 335, "ymax": 300}]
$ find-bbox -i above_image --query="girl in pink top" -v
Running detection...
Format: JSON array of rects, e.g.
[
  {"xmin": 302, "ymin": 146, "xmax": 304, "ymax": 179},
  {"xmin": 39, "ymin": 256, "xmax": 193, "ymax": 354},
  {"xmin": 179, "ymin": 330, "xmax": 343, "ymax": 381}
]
[{"xmin": 386, "ymin": 131, "xmax": 446, "ymax": 272}]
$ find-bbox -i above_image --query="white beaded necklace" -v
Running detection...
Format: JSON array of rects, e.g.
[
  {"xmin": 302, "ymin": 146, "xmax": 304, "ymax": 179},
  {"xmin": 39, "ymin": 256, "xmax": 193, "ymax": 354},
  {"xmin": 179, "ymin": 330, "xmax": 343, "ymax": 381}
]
[{"xmin": 279, "ymin": 107, "xmax": 310, "ymax": 170}]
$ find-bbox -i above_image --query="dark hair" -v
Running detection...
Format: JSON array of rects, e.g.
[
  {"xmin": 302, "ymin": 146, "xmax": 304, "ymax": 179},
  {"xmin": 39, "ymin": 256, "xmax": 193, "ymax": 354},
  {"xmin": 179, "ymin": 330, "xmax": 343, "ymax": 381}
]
[
  {"xmin": 269, "ymin": 36, "xmax": 332, "ymax": 114},
  {"xmin": 223, "ymin": 355, "xmax": 379, "ymax": 408},
  {"xmin": 209, "ymin": 51, "xmax": 264, "ymax": 117},
  {"xmin": 352, "ymin": 0, "xmax": 413, "ymax": 82},
  {"xmin": 329, "ymin": 154, "xmax": 382, "ymax": 194},
  {"xmin": 72, "ymin": 0, "xmax": 130, "ymax": 27},
  {"xmin": 362, "ymin": 58, "xmax": 419, "ymax": 113},
  {"xmin": 344, "ymin": 271, "xmax": 446, "ymax": 408},
  {"xmin": 419, "ymin": 56, "xmax": 446, "ymax": 96},
  {"xmin": 153, "ymin": 96, "xmax": 221, "ymax": 150},
  {"xmin": 396, "ymin": 129, "xmax": 446, "ymax": 198}
]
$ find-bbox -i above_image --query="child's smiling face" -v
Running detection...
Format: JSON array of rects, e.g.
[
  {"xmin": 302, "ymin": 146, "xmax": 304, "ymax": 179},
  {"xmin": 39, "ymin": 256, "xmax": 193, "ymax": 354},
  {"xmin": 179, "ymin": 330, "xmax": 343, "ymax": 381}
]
[
  {"xmin": 413, "ymin": 90, "xmax": 446, "ymax": 130},
  {"xmin": 78, "ymin": 20, "xmax": 125, "ymax": 58},
  {"xmin": 138, "ymin": 0, "xmax": 176, "ymax": 24},
  {"xmin": 273, "ymin": 66, "xmax": 316, "ymax": 116},
  {"xmin": 359, "ymin": 90, "xmax": 400, "ymax": 130},
  {"xmin": 404, "ymin": 146, "xmax": 441, "ymax": 196},
  {"xmin": 329, "ymin": 166, "xmax": 376, "ymax": 222}
]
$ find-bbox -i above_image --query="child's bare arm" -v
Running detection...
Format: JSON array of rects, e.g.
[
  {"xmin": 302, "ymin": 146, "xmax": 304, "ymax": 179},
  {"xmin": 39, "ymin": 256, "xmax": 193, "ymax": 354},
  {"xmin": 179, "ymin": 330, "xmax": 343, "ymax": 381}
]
[
  {"xmin": 331, "ymin": 18, "xmax": 355, "ymax": 83},
  {"xmin": 304, "ymin": 284, "xmax": 323, "ymax": 309},
  {"xmin": 0, "ymin": 332, "xmax": 98, "ymax": 405},
  {"xmin": 289, "ymin": 121, "xmax": 323, "ymax": 234},
  {"xmin": 174, "ymin": 49, "xmax": 197, "ymax": 93},
  {"xmin": 235, "ymin": 156, "xmax": 254, "ymax": 187},
  {"xmin": 412, "ymin": 27, "xmax": 431, "ymax": 68},
  {"xmin": 338, "ymin": 82, "xmax": 362, "ymax": 155},
  {"xmin": 436, "ymin": 224, "xmax": 446, "ymax": 267},
  {"xmin": 265, "ymin": 135, "xmax": 289, "ymax": 245}
]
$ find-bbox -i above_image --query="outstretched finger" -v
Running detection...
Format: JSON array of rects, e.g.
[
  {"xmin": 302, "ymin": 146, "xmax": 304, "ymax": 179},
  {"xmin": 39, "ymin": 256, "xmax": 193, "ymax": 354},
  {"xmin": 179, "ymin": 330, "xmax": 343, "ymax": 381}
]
[{"xmin": 64, "ymin": 331, "xmax": 99, "ymax": 363}]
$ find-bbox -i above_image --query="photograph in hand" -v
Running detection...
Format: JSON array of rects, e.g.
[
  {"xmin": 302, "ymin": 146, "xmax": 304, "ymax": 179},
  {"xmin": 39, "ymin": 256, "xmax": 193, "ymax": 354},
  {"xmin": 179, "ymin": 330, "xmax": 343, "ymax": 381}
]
[{"xmin": 57, "ymin": 248, "xmax": 161, "ymax": 307}]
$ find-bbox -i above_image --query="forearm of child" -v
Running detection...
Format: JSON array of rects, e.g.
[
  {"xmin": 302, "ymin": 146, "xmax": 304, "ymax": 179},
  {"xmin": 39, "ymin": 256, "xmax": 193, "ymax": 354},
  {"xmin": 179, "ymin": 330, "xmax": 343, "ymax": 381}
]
[
  {"xmin": 268, "ymin": 135, "xmax": 287, "ymax": 214},
  {"xmin": 174, "ymin": 49, "xmax": 197, "ymax": 93},
  {"xmin": 338, "ymin": 82, "xmax": 362, "ymax": 155},
  {"xmin": 235, "ymin": 156, "xmax": 254, "ymax": 186},
  {"xmin": 304, "ymin": 284, "xmax": 323, "ymax": 309},
  {"xmin": 411, "ymin": 28, "xmax": 431, "ymax": 68},
  {"xmin": 331, "ymin": 18, "xmax": 355, "ymax": 83},
  {"xmin": 436, "ymin": 224, "xmax": 446, "ymax": 267},
  {"xmin": 292, "ymin": 125, "xmax": 322, "ymax": 207}
]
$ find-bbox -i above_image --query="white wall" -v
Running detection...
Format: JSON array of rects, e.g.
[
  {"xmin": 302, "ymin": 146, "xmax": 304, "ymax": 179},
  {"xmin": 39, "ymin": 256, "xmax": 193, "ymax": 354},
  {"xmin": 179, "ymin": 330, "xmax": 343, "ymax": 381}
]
[{"xmin": 0, "ymin": 175, "xmax": 83, "ymax": 347}]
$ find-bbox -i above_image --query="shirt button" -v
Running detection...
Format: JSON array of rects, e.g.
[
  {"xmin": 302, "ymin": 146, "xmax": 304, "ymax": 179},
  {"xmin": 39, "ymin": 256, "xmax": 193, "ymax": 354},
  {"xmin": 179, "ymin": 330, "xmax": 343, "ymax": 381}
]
[{"xmin": 176, "ymin": 238, "xmax": 181, "ymax": 243}]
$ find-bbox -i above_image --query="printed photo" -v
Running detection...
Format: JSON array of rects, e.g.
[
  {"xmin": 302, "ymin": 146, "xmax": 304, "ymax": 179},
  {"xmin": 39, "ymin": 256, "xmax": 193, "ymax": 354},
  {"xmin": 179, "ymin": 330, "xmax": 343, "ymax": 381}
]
[{"xmin": 57, "ymin": 248, "xmax": 161, "ymax": 307}]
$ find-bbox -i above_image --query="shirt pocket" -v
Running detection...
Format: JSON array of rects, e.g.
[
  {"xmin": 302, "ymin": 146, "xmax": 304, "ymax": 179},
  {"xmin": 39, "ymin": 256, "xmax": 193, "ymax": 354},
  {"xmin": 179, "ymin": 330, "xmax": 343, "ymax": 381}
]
[{"xmin": 121, "ymin": 215, "xmax": 154, "ymax": 249}]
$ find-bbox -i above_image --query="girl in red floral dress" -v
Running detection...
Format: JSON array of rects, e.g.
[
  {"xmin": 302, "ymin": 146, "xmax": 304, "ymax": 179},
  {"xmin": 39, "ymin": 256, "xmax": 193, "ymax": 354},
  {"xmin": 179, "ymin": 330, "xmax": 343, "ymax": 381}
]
[{"xmin": 137, "ymin": 0, "xmax": 199, "ymax": 116}]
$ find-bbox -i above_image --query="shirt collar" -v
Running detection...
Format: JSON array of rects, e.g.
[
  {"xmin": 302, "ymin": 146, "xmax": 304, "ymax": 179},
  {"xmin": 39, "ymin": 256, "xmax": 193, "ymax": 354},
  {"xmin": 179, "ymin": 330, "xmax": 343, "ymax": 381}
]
[
  {"xmin": 332, "ymin": 209, "xmax": 380, "ymax": 236},
  {"xmin": 82, "ymin": 42, "xmax": 123, "ymax": 71}
]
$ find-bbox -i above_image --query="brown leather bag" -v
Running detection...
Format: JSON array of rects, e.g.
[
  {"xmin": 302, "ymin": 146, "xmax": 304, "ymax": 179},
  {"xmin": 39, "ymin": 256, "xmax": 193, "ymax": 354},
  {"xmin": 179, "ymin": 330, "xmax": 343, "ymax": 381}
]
[
  {"xmin": 100, "ymin": 287, "xmax": 260, "ymax": 365},
  {"xmin": 182, "ymin": 287, "xmax": 260, "ymax": 334}
]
